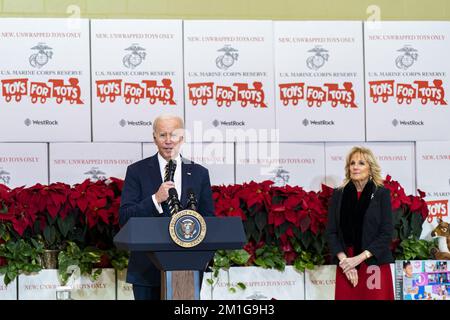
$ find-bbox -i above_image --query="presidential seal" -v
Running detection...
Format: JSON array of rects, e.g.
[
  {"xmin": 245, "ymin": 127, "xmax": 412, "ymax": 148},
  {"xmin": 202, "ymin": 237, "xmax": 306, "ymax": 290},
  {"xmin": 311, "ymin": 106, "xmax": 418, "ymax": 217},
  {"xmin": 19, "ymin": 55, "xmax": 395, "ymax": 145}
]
[{"xmin": 169, "ymin": 209, "xmax": 207, "ymax": 248}]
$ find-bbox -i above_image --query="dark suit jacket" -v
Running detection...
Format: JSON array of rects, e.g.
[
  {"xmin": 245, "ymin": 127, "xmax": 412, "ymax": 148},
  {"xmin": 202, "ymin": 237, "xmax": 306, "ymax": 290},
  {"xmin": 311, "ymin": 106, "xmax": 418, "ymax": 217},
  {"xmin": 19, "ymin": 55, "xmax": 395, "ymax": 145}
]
[
  {"xmin": 326, "ymin": 185, "xmax": 394, "ymax": 266},
  {"xmin": 119, "ymin": 153, "xmax": 215, "ymax": 286}
]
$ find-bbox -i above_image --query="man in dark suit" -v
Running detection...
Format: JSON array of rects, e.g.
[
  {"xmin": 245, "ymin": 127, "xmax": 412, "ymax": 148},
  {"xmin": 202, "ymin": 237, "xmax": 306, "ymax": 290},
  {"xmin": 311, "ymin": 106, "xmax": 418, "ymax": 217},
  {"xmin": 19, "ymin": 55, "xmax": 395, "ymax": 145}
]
[{"xmin": 119, "ymin": 114, "xmax": 214, "ymax": 300}]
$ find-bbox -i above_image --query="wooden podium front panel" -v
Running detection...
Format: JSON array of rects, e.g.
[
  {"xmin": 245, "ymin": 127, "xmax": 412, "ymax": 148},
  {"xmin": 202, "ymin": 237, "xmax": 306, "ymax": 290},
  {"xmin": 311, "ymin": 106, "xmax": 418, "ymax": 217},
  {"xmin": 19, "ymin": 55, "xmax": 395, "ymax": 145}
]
[{"xmin": 162, "ymin": 271, "xmax": 196, "ymax": 300}]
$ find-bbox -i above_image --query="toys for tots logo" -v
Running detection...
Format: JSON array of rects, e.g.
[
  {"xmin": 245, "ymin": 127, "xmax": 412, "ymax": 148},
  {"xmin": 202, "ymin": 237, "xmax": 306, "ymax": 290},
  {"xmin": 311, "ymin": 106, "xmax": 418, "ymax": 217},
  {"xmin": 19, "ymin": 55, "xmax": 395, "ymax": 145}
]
[
  {"xmin": 1, "ymin": 78, "xmax": 83, "ymax": 104},
  {"xmin": 279, "ymin": 81, "xmax": 357, "ymax": 108},
  {"xmin": 187, "ymin": 81, "xmax": 267, "ymax": 108},
  {"xmin": 369, "ymin": 79, "xmax": 447, "ymax": 105},
  {"xmin": 95, "ymin": 78, "xmax": 175, "ymax": 105}
]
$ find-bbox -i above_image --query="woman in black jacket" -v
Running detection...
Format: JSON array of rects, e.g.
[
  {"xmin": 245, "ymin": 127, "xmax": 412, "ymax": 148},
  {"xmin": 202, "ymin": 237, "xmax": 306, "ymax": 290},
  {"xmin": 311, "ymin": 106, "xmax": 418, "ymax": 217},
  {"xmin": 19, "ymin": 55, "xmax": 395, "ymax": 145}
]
[{"xmin": 326, "ymin": 146, "xmax": 394, "ymax": 300}]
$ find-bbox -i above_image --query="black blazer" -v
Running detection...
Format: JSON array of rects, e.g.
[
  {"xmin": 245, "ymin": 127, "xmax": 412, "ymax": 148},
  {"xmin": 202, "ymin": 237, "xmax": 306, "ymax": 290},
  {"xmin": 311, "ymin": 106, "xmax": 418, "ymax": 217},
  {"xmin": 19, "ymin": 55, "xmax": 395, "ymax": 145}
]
[
  {"xmin": 326, "ymin": 185, "xmax": 394, "ymax": 266},
  {"xmin": 119, "ymin": 153, "xmax": 215, "ymax": 286}
]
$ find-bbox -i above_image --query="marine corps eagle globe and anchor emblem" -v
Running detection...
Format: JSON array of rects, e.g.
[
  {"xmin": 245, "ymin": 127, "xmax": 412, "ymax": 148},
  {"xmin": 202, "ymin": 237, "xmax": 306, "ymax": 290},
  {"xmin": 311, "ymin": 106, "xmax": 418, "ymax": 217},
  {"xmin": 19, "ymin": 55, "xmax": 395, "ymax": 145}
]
[
  {"xmin": 306, "ymin": 46, "xmax": 329, "ymax": 70},
  {"xmin": 29, "ymin": 43, "xmax": 53, "ymax": 69},
  {"xmin": 169, "ymin": 209, "xmax": 207, "ymax": 248},
  {"xmin": 395, "ymin": 45, "xmax": 418, "ymax": 70},
  {"xmin": 215, "ymin": 44, "xmax": 239, "ymax": 70},
  {"xmin": 123, "ymin": 43, "xmax": 146, "ymax": 69}
]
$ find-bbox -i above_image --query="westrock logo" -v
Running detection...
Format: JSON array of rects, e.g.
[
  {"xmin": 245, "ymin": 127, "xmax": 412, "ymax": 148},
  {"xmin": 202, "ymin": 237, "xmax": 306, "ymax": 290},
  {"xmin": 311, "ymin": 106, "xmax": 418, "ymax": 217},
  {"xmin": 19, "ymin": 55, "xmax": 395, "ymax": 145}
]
[
  {"xmin": 29, "ymin": 43, "xmax": 53, "ymax": 69},
  {"xmin": 212, "ymin": 119, "xmax": 245, "ymax": 127},
  {"xmin": 84, "ymin": 167, "xmax": 106, "ymax": 181},
  {"xmin": 392, "ymin": 118, "xmax": 424, "ymax": 126},
  {"xmin": 119, "ymin": 119, "xmax": 152, "ymax": 127},
  {"xmin": 0, "ymin": 168, "xmax": 11, "ymax": 185},
  {"xmin": 123, "ymin": 44, "xmax": 146, "ymax": 69},
  {"xmin": 395, "ymin": 45, "xmax": 418, "ymax": 70},
  {"xmin": 302, "ymin": 118, "xmax": 335, "ymax": 126},
  {"xmin": 215, "ymin": 45, "xmax": 239, "ymax": 70},
  {"xmin": 306, "ymin": 46, "xmax": 329, "ymax": 70},
  {"xmin": 24, "ymin": 118, "xmax": 58, "ymax": 126},
  {"xmin": 270, "ymin": 166, "xmax": 290, "ymax": 186}
]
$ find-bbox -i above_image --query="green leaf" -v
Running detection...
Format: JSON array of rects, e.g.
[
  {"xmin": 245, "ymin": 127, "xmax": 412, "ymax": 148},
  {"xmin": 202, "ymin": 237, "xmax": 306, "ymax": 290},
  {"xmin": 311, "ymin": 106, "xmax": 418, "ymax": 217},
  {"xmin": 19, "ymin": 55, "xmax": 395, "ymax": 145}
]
[
  {"xmin": 254, "ymin": 257, "xmax": 266, "ymax": 268},
  {"xmin": 43, "ymin": 225, "xmax": 57, "ymax": 248},
  {"xmin": 300, "ymin": 231, "xmax": 312, "ymax": 249},
  {"xmin": 58, "ymin": 213, "xmax": 76, "ymax": 238},
  {"xmin": 243, "ymin": 219, "xmax": 256, "ymax": 242},
  {"xmin": 410, "ymin": 213, "xmax": 423, "ymax": 239},
  {"xmin": 229, "ymin": 250, "xmax": 250, "ymax": 266},
  {"xmin": 236, "ymin": 282, "xmax": 246, "ymax": 290},
  {"xmin": 255, "ymin": 211, "xmax": 267, "ymax": 232}
]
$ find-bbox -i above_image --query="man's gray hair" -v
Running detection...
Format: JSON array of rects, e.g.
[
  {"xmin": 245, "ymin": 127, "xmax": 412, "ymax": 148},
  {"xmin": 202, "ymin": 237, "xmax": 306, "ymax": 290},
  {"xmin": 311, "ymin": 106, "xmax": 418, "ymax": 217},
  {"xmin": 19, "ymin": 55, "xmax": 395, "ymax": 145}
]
[{"xmin": 153, "ymin": 114, "xmax": 184, "ymax": 132}]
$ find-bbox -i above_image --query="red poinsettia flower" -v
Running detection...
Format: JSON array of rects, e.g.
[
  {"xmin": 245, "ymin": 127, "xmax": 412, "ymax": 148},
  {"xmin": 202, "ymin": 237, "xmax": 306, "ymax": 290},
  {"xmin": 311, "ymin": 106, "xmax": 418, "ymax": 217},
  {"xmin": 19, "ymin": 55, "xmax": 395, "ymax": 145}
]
[
  {"xmin": 408, "ymin": 189, "xmax": 429, "ymax": 220},
  {"xmin": 298, "ymin": 192, "xmax": 328, "ymax": 235},
  {"xmin": 282, "ymin": 194, "xmax": 304, "ymax": 227},
  {"xmin": 107, "ymin": 177, "xmax": 124, "ymax": 196},
  {"xmin": 96, "ymin": 197, "xmax": 120, "ymax": 228},
  {"xmin": 70, "ymin": 179, "xmax": 113, "ymax": 213},
  {"xmin": 5, "ymin": 203, "xmax": 35, "ymax": 236},
  {"xmin": 85, "ymin": 197, "xmax": 108, "ymax": 228},
  {"xmin": 14, "ymin": 182, "xmax": 71, "ymax": 219},
  {"xmin": 318, "ymin": 183, "xmax": 334, "ymax": 208},
  {"xmin": 268, "ymin": 202, "xmax": 286, "ymax": 227},
  {"xmin": 0, "ymin": 184, "xmax": 11, "ymax": 203},
  {"xmin": 214, "ymin": 197, "xmax": 247, "ymax": 221},
  {"xmin": 384, "ymin": 175, "xmax": 411, "ymax": 210},
  {"xmin": 237, "ymin": 180, "xmax": 273, "ymax": 210}
]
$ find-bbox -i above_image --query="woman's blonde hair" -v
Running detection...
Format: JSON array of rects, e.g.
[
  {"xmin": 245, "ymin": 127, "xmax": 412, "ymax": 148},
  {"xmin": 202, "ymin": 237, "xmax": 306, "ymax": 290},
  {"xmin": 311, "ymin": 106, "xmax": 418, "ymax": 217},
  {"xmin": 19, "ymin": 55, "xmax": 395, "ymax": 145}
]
[{"xmin": 340, "ymin": 146, "xmax": 384, "ymax": 188}]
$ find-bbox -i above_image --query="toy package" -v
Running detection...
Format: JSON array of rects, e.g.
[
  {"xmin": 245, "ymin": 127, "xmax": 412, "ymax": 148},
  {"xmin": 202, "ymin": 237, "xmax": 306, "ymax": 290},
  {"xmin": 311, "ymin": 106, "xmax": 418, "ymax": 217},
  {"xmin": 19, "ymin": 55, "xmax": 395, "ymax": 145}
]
[{"xmin": 395, "ymin": 260, "xmax": 450, "ymax": 300}]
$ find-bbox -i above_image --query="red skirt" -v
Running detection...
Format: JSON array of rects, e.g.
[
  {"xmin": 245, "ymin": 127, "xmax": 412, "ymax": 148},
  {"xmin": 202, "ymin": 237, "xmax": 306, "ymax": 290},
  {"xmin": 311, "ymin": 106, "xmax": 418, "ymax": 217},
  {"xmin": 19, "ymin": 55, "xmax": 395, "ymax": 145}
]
[{"xmin": 335, "ymin": 248, "xmax": 394, "ymax": 300}]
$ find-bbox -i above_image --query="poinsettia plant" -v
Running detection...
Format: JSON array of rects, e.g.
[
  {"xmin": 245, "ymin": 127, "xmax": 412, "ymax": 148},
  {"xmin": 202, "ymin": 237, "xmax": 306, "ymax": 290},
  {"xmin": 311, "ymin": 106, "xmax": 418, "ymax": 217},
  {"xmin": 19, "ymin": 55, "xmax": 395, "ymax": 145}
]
[
  {"xmin": 212, "ymin": 180, "xmax": 330, "ymax": 273},
  {"xmin": 0, "ymin": 178, "xmax": 125, "ymax": 267},
  {"xmin": 383, "ymin": 175, "xmax": 432, "ymax": 258},
  {"xmin": 69, "ymin": 178, "xmax": 125, "ymax": 266}
]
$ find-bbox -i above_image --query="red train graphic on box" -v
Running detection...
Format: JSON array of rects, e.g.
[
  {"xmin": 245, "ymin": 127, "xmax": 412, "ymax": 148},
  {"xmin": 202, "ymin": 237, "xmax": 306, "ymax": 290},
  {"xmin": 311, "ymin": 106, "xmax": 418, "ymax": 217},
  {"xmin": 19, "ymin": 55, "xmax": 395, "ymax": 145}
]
[
  {"xmin": 187, "ymin": 81, "xmax": 267, "ymax": 108},
  {"xmin": 368, "ymin": 79, "xmax": 447, "ymax": 105},
  {"xmin": 95, "ymin": 78, "xmax": 176, "ymax": 105},
  {"xmin": 278, "ymin": 82, "xmax": 357, "ymax": 108},
  {"xmin": 1, "ymin": 78, "xmax": 83, "ymax": 104}
]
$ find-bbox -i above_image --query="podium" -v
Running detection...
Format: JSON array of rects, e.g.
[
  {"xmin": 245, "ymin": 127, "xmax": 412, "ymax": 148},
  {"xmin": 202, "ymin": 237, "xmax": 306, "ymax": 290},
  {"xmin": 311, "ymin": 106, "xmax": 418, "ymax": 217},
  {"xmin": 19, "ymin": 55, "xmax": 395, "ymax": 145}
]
[{"xmin": 114, "ymin": 216, "xmax": 246, "ymax": 300}]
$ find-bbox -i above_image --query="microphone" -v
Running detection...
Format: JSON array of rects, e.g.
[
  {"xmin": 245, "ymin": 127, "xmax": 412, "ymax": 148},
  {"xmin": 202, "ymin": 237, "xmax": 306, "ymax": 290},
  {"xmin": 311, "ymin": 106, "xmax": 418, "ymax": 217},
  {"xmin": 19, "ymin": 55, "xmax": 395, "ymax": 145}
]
[
  {"xmin": 166, "ymin": 159, "xmax": 177, "ymax": 182},
  {"xmin": 186, "ymin": 188, "xmax": 198, "ymax": 211},
  {"xmin": 168, "ymin": 188, "xmax": 182, "ymax": 215}
]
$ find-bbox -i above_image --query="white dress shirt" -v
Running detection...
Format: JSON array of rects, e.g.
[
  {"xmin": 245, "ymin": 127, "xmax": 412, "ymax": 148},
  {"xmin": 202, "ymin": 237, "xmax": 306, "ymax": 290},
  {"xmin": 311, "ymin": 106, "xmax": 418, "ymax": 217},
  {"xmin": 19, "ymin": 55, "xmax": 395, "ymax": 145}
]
[{"xmin": 152, "ymin": 153, "xmax": 182, "ymax": 214}]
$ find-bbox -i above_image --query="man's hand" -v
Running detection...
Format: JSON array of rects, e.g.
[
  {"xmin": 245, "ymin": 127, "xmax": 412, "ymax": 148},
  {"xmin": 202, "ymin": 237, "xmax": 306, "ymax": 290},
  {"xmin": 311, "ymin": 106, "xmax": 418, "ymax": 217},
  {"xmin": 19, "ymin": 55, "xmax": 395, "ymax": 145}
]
[
  {"xmin": 339, "ymin": 255, "xmax": 365, "ymax": 274},
  {"xmin": 345, "ymin": 268, "xmax": 358, "ymax": 287},
  {"xmin": 154, "ymin": 182, "xmax": 175, "ymax": 204}
]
